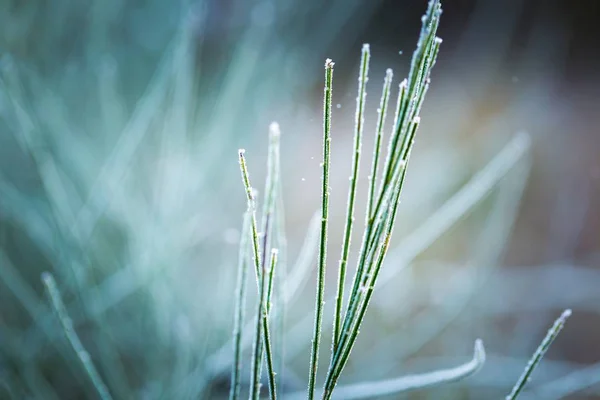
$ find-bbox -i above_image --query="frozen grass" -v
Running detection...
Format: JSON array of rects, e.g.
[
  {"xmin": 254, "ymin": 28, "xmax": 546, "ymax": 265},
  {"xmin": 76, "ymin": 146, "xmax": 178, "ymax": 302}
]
[
  {"xmin": 232, "ymin": 2, "xmax": 493, "ymax": 398},
  {"xmin": 0, "ymin": 0, "xmax": 587, "ymax": 399},
  {"xmin": 506, "ymin": 309, "xmax": 572, "ymax": 400}
]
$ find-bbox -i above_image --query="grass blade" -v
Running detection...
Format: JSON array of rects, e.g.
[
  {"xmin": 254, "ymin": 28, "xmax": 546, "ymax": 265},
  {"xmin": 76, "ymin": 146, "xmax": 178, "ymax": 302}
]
[
  {"xmin": 506, "ymin": 309, "xmax": 572, "ymax": 400},
  {"xmin": 307, "ymin": 58, "xmax": 334, "ymax": 400},
  {"xmin": 238, "ymin": 150, "xmax": 263, "ymax": 285},
  {"xmin": 334, "ymin": 340, "xmax": 485, "ymax": 399},
  {"xmin": 41, "ymin": 272, "xmax": 113, "ymax": 400},
  {"xmin": 366, "ymin": 68, "xmax": 393, "ymax": 221},
  {"xmin": 249, "ymin": 244, "xmax": 268, "ymax": 400},
  {"xmin": 263, "ymin": 249, "xmax": 279, "ymax": 400}
]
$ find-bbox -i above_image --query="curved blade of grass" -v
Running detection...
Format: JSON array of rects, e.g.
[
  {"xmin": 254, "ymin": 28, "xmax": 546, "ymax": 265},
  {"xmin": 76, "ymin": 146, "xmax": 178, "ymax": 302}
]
[
  {"xmin": 506, "ymin": 309, "xmax": 572, "ymax": 400},
  {"xmin": 288, "ymin": 339, "xmax": 485, "ymax": 400},
  {"xmin": 307, "ymin": 58, "xmax": 334, "ymax": 400},
  {"xmin": 237, "ymin": 149, "xmax": 266, "ymax": 399}
]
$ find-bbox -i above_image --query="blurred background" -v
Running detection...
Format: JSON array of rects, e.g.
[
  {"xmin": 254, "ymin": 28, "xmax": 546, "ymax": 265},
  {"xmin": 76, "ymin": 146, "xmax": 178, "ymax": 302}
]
[{"xmin": 0, "ymin": 0, "xmax": 599, "ymax": 399}]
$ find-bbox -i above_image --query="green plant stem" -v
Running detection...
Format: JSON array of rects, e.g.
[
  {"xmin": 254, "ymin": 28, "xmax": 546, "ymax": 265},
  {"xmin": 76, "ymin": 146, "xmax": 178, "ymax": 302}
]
[
  {"xmin": 249, "ymin": 245, "xmax": 268, "ymax": 400},
  {"xmin": 333, "ymin": 44, "xmax": 370, "ymax": 351},
  {"xmin": 229, "ymin": 211, "xmax": 251, "ymax": 400},
  {"xmin": 366, "ymin": 68, "xmax": 393, "ymax": 221},
  {"xmin": 307, "ymin": 58, "xmax": 334, "ymax": 400},
  {"xmin": 238, "ymin": 150, "xmax": 263, "ymax": 285},
  {"xmin": 506, "ymin": 309, "xmax": 572, "ymax": 400},
  {"xmin": 41, "ymin": 272, "xmax": 113, "ymax": 400},
  {"xmin": 256, "ymin": 121, "xmax": 281, "ymax": 390},
  {"xmin": 237, "ymin": 150, "xmax": 265, "ymax": 400},
  {"xmin": 263, "ymin": 249, "xmax": 279, "ymax": 400}
]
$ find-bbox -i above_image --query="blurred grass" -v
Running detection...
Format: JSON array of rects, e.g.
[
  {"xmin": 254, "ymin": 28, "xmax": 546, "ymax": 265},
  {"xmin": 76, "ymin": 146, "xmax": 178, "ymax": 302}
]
[{"xmin": 0, "ymin": 0, "xmax": 599, "ymax": 399}]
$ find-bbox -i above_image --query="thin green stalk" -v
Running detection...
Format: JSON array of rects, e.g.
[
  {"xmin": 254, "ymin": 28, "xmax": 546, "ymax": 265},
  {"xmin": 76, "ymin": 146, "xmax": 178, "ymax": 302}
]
[
  {"xmin": 229, "ymin": 211, "xmax": 251, "ymax": 400},
  {"xmin": 263, "ymin": 249, "xmax": 279, "ymax": 400},
  {"xmin": 249, "ymin": 243, "xmax": 269, "ymax": 400},
  {"xmin": 41, "ymin": 272, "xmax": 112, "ymax": 400},
  {"xmin": 237, "ymin": 150, "xmax": 265, "ymax": 399},
  {"xmin": 307, "ymin": 58, "xmax": 334, "ymax": 400},
  {"xmin": 256, "ymin": 213, "xmax": 271, "ymax": 385},
  {"xmin": 257, "ymin": 121, "xmax": 281, "ymax": 387},
  {"xmin": 506, "ymin": 309, "xmax": 572, "ymax": 400},
  {"xmin": 266, "ymin": 249, "xmax": 277, "ymax": 314},
  {"xmin": 366, "ymin": 68, "xmax": 393, "ymax": 221},
  {"xmin": 333, "ymin": 44, "xmax": 370, "ymax": 350},
  {"xmin": 238, "ymin": 150, "xmax": 263, "ymax": 284},
  {"xmin": 381, "ymin": 78, "xmax": 407, "ymax": 193},
  {"xmin": 274, "ymin": 177, "xmax": 288, "ymax": 391}
]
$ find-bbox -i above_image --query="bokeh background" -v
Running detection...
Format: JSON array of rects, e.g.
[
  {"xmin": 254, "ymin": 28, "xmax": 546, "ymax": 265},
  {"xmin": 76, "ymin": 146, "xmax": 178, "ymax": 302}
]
[{"xmin": 0, "ymin": 0, "xmax": 599, "ymax": 399}]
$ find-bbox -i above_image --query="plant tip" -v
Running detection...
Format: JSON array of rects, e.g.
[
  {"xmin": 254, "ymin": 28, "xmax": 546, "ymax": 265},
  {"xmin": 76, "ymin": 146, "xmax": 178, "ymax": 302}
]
[
  {"xmin": 325, "ymin": 58, "xmax": 335, "ymax": 68},
  {"xmin": 239, "ymin": 149, "xmax": 246, "ymax": 155},
  {"xmin": 474, "ymin": 339, "xmax": 486, "ymax": 363},
  {"xmin": 269, "ymin": 122, "xmax": 281, "ymax": 137}
]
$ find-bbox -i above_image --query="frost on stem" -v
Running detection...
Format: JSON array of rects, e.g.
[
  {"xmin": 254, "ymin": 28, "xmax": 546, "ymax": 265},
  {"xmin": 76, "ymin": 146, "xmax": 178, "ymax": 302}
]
[{"xmin": 506, "ymin": 309, "xmax": 572, "ymax": 400}]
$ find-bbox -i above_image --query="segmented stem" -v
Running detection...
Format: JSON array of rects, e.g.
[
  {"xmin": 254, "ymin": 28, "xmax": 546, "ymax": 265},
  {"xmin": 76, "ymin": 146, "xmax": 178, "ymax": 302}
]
[
  {"xmin": 263, "ymin": 249, "xmax": 279, "ymax": 400},
  {"xmin": 307, "ymin": 58, "xmax": 334, "ymax": 400},
  {"xmin": 367, "ymin": 68, "xmax": 393, "ymax": 221},
  {"xmin": 229, "ymin": 211, "xmax": 251, "ymax": 400},
  {"xmin": 333, "ymin": 44, "xmax": 370, "ymax": 350},
  {"xmin": 506, "ymin": 309, "xmax": 572, "ymax": 400}
]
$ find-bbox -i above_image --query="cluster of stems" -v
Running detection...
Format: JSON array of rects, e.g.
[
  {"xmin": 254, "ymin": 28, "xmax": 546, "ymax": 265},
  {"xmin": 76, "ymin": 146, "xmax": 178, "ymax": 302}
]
[{"xmin": 308, "ymin": 1, "xmax": 445, "ymax": 399}]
